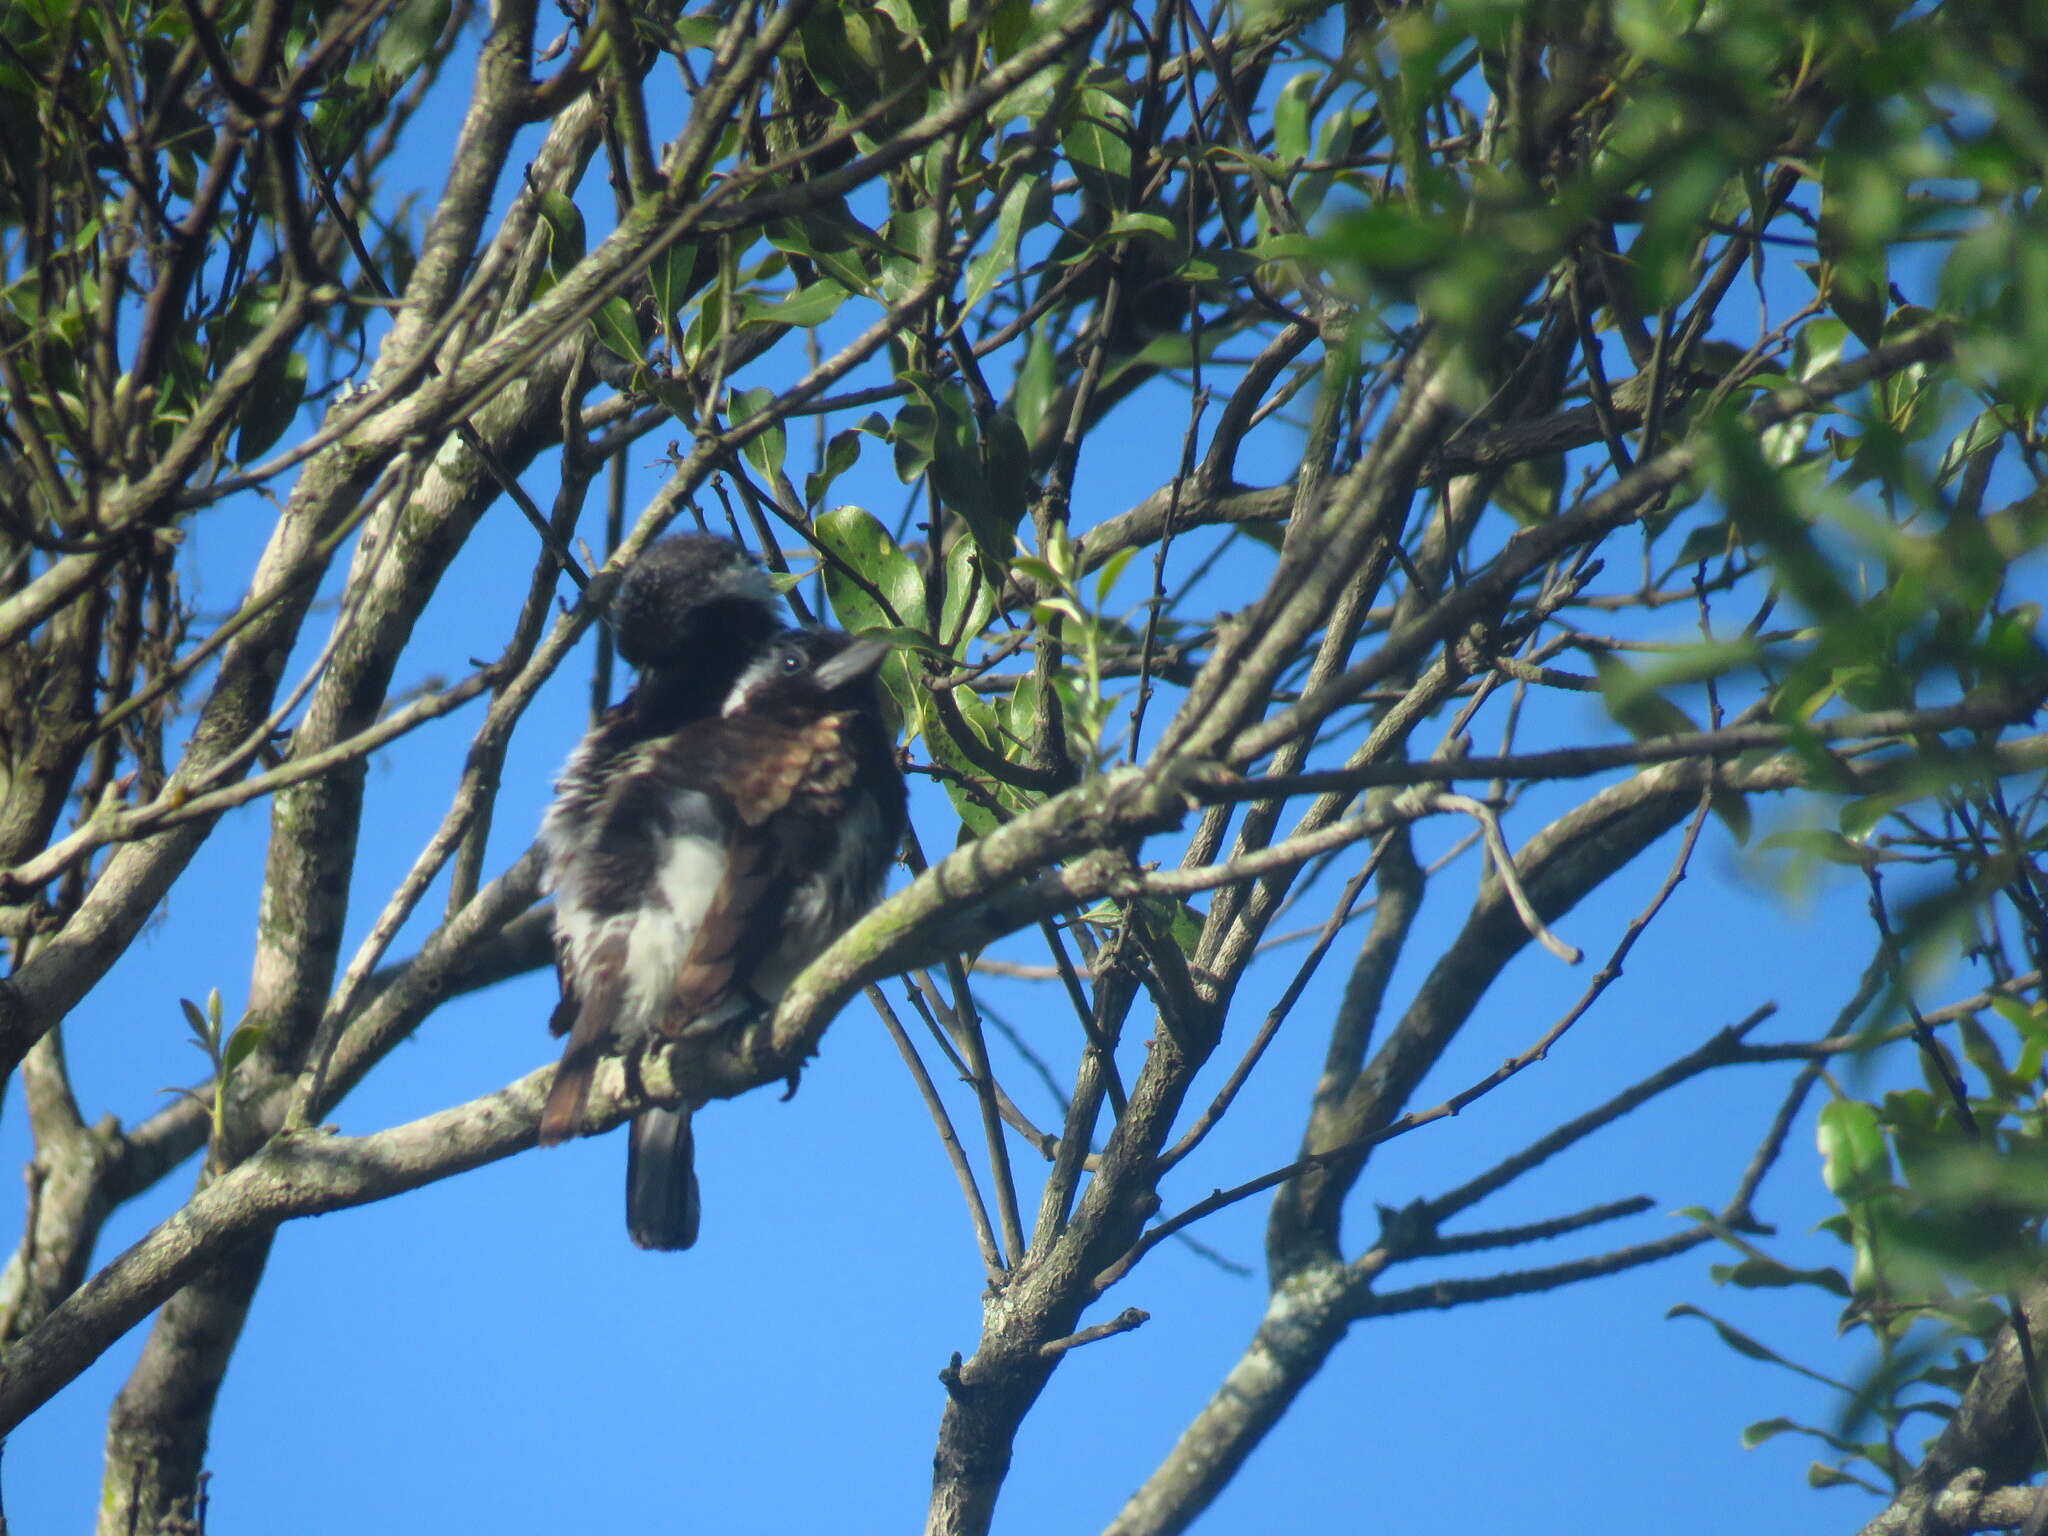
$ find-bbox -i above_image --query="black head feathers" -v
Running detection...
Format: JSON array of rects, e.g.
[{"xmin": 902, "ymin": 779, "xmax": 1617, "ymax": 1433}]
[{"xmin": 612, "ymin": 532, "xmax": 779, "ymax": 671}]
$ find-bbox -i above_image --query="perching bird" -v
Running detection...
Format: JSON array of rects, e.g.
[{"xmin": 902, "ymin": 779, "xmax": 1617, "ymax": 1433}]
[{"xmin": 538, "ymin": 537, "xmax": 905, "ymax": 1250}]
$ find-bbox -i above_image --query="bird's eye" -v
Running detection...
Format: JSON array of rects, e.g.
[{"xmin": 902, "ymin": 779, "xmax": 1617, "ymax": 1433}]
[{"xmin": 780, "ymin": 652, "xmax": 803, "ymax": 673}]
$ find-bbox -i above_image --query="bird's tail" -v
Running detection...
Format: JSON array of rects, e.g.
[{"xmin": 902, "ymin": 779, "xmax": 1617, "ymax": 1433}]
[{"xmin": 626, "ymin": 1105, "xmax": 701, "ymax": 1250}]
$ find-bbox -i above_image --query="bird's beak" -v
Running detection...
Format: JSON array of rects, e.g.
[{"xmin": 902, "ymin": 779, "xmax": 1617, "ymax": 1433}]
[{"xmin": 812, "ymin": 636, "xmax": 892, "ymax": 690}]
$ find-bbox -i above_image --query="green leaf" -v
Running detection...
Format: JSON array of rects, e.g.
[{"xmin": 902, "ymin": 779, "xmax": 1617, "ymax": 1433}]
[
  {"xmin": 1741, "ymin": 1417, "xmax": 1800, "ymax": 1449},
  {"xmin": 375, "ymin": 0, "xmax": 450, "ymax": 80},
  {"xmin": 1792, "ymin": 316, "xmax": 1851, "ymax": 381},
  {"xmin": 742, "ymin": 279, "xmax": 849, "ymax": 330},
  {"xmin": 1934, "ymin": 406, "xmax": 2011, "ymax": 486},
  {"xmin": 814, "ymin": 505, "xmax": 925, "ymax": 634},
  {"xmin": 794, "ymin": 7, "xmax": 894, "ymax": 113},
  {"xmin": 974, "ymin": 411, "xmax": 1031, "ymax": 562},
  {"xmin": 1591, "ymin": 652, "xmax": 1699, "ymax": 740},
  {"xmin": 1009, "ymin": 555, "xmax": 1064, "ymax": 591},
  {"xmin": 1710, "ymin": 1256, "xmax": 1852, "ymax": 1298},
  {"xmin": 814, "ymin": 506, "xmax": 927, "ymax": 728},
  {"xmin": 235, "ymin": 347, "xmax": 306, "ymax": 462},
  {"xmin": 996, "ymin": 673, "xmax": 1050, "ymax": 766},
  {"xmin": 672, "ymin": 14, "xmax": 724, "ymax": 47},
  {"xmin": 590, "ymin": 295, "xmax": 642, "ymax": 366},
  {"xmin": 651, "ymin": 244, "xmax": 707, "ymax": 326},
  {"xmin": 1093, "ymin": 544, "xmax": 1138, "ymax": 605},
  {"xmin": 1708, "ymin": 411, "xmax": 1875, "ymax": 658},
  {"xmin": 899, "ymin": 378, "xmax": 1023, "ymax": 566},
  {"xmin": 1013, "ymin": 328, "xmax": 1056, "ymax": 447},
  {"xmin": 1740, "ymin": 1417, "xmax": 1877, "ymax": 1460},
  {"xmin": 221, "ymin": 1022, "xmax": 267, "ymax": 1076},
  {"xmin": 1255, "ymin": 230, "xmax": 1325, "ymax": 265},
  {"xmin": 805, "ymin": 427, "xmax": 865, "ymax": 509},
  {"xmin": 921, "ymin": 383, "xmax": 980, "ymax": 510},
  {"xmin": 1838, "ymin": 791, "xmax": 1915, "ymax": 839},
  {"xmin": 1709, "ymin": 788, "xmax": 1751, "ymax": 846},
  {"xmin": 1630, "ymin": 143, "xmax": 1732, "ymax": 308},
  {"xmin": 1958, "ymin": 1014, "xmax": 2015, "ymax": 1096},
  {"xmin": 1807, "ymin": 1462, "xmax": 1885, "ymax": 1494},
  {"xmin": 848, "ymin": 624, "xmax": 950, "ymax": 659},
  {"xmin": 876, "ymin": 202, "xmax": 935, "ymax": 302},
  {"xmin": 1817, "ymin": 1098, "xmax": 1893, "ymax": 1202},
  {"xmin": 729, "ymin": 385, "xmax": 787, "ymax": 479},
  {"xmin": 962, "ymin": 173, "xmax": 1047, "ymax": 317},
  {"xmin": 538, "ymin": 191, "xmax": 586, "ymax": 274},
  {"xmin": 1319, "ymin": 205, "xmax": 1447, "ymax": 292},
  {"xmin": 766, "ymin": 203, "xmax": 883, "ymax": 295},
  {"xmin": 1061, "ymin": 86, "xmax": 1133, "ymax": 209},
  {"xmin": 1666, "ymin": 518, "xmax": 1733, "ymax": 571},
  {"xmin": 1817, "ymin": 161, "xmax": 1889, "ymax": 347},
  {"xmin": 1873, "ymin": 305, "xmax": 1937, "ymax": 432},
  {"xmin": 1990, "ymin": 995, "xmax": 2048, "ymax": 1043},
  {"xmin": 1101, "ymin": 210, "xmax": 1178, "ymax": 245},
  {"xmin": 925, "ymin": 685, "xmax": 1012, "ymax": 837},
  {"xmin": 891, "ymin": 393, "xmax": 937, "ymax": 484},
  {"xmin": 1496, "ymin": 454, "xmax": 1564, "ymax": 527},
  {"xmin": 938, "ymin": 532, "xmax": 998, "ymax": 649},
  {"xmin": 1273, "ymin": 70, "xmax": 1317, "ymax": 165},
  {"xmin": 1666, "ymin": 1304, "xmax": 1814, "ymax": 1373},
  {"xmin": 988, "ymin": 0, "xmax": 1031, "ymax": 59},
  {"xmin": 1759, "ymin": 828, "xmax": 1874, "ymax": 868},
  {"xmin": 871, "ymin": 0, "xmax": 936, "ymax": 55}
]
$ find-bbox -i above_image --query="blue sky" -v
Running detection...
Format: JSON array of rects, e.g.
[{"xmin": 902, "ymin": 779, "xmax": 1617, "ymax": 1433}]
[{"xmin": 0, "ymin": 9, "xmax": 2013, "ymax": 1532}]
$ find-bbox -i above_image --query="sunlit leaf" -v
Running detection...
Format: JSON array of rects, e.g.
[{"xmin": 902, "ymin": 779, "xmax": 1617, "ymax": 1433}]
[
  {"xmin": 1060, "ymin": 85, "xmax": 1133, "ymax": 209},
  {"xmin": 1817, "ymin": 1099, "xmax": 1892, "ymax": 1202},
  {"xmin": 590, "ymin": 295, "xmax": 643, "ymax": 367},
  {"xmin": 221, "ymin": 1022, "xmax": 267, "ymax": 1076}
]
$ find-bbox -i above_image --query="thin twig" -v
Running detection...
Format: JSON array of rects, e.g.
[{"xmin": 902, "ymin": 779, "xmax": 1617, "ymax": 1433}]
[
  {"xmin": 1159, "ymin": 829, "xmax": 1400, "ymax": 1172},
  {"xmin": 1128, "ymin": 385, "xmax": 1208, "ymax": 758},
  {"xmin": 1215, "ymin": 696, "xmax": 2046, "ymax": 804},
  {"xmin": 2, "ymin": 666, "xmax": 500, "ymax": 896},
  {"xmin": 871, "ymin": 986, "xmax": 1005, "ymax": 1279},
  {"xmin": 943, "ymin": 956, "xmax": 1026, "ymax": 1265},
  {"xmin": 1431, "ymin": 793, "xmax": 1582, "ymax": 964},
  {"xmin": 1038, "ymin": 1307, "xmax": 1149, "ymax": 1359},
  {"xmin": 1405, "ymin": 1195, "xmax": 1656, "ymax": 1258},
  {"xmin": 903, "ymin": 978, "xmax": 1063, "ymax": 1160}
]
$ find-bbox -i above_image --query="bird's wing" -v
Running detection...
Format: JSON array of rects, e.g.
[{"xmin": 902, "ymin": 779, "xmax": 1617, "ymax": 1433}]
[
  {"xmin": 539, "ymin": 765, "xmax": 733, "ymax": 1142},
  {"xmin": 538, "ymin": 935, "xmax": 624, "ymax": 1145},
  {"xmin": 540, "ymin": 702, "xmax": 643, "ymax": 1041},
  {"xmin": 546, "ymin": 956, "xmax": 578, "ymax": 1040}
]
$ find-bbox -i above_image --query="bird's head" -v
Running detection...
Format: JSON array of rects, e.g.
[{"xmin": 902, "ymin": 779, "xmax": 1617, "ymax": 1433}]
[
  {"xmin": 612, "ymin": 533, "xmax": 780, "ymax": 671},
  {"xmin": 722, "ymin": 629, "xmax": 891, "ymax": 718}
]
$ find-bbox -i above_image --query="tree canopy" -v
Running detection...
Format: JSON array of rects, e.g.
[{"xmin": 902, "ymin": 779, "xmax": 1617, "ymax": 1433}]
[{"xmin": 2, "ymin": 0, "xmax": 2046, "ymax": 1531}]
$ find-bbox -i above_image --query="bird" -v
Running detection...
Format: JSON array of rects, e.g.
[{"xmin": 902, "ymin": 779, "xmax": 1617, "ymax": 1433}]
[
  {"xmin": 538, "ymin": 536, "xmax": 906, "ymax": 1250},
  {"xmin": 537, "ymin": 532, "xmax": 784, "ymax": 1237}
]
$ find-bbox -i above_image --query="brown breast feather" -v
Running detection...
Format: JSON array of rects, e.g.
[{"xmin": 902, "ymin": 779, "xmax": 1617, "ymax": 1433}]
[{"xmin": 646, "ymin": 713, "xmax": 845, "ymax": 1033}]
